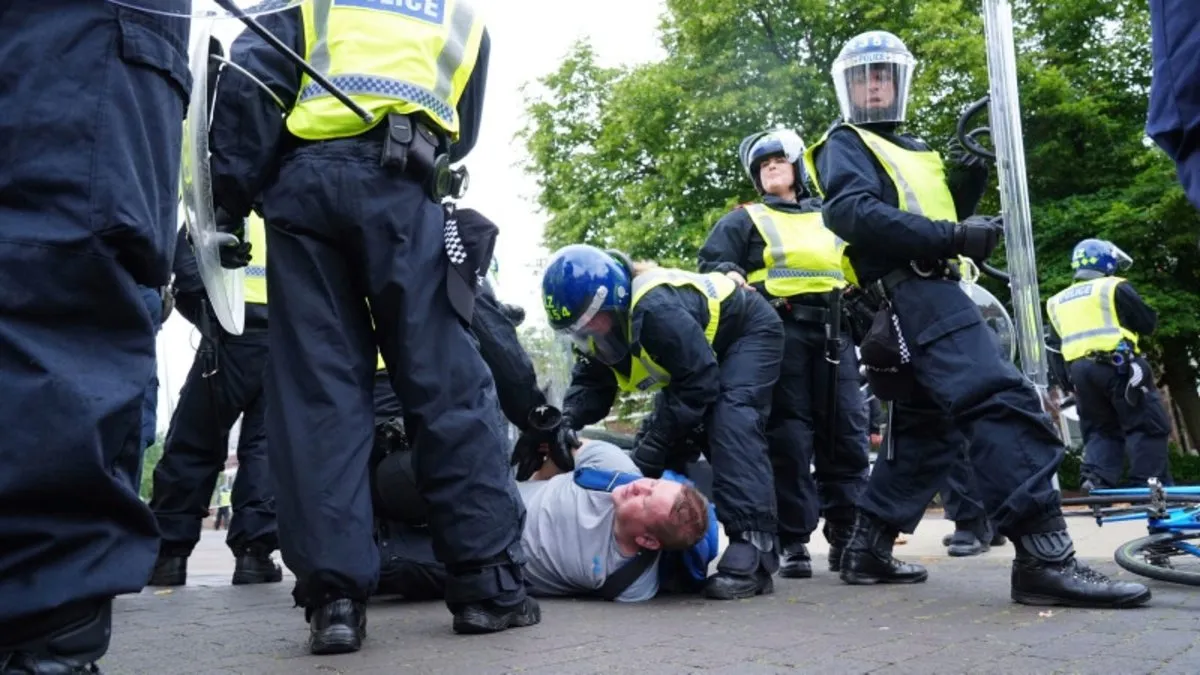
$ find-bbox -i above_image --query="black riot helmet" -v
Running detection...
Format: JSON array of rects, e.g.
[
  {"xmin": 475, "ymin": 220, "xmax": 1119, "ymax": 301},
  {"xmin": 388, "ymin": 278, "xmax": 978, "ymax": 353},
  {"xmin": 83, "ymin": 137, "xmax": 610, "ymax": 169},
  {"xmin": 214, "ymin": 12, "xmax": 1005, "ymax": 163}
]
[{"xmin": 737, "ymin": 128, "xmax": 809, "ymax": 198}]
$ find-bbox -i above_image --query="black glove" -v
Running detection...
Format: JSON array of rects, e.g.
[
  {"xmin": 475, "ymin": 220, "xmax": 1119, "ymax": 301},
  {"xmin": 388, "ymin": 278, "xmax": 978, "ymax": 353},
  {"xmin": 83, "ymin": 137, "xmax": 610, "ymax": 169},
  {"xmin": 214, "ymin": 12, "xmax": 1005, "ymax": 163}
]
[
  {"xmin": 215, "ymin": 207, "xmax": 252, "ymax": 270},
  {"xmin": 946, "ymin": 136, "xmax": 990, "ymax": 170},
  {"xmin": 631, "ymin": 432, "xmax": 671, "ymax": 478},
  {"xmin": 501, "ymin": 303, "xmax": 526, "ymax": 326},
  {"xmin": 952, "ymin": 215, "xmax": 1003, "ymax": 261},
  {"xmin": 511, "ymin": 405, "xmax": 579, "ymax": 481}
]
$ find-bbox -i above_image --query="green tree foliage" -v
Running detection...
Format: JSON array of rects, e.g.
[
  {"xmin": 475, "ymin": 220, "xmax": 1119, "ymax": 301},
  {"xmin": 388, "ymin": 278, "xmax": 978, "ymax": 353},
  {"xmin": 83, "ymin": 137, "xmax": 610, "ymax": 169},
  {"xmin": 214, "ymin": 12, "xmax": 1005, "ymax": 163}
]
[
  {"xmin": 521, "ymin": 0, "xmax": 1200, "ymax": 444},
  {"xmin": 139, "ymin": 435, "xmax": 164, "ymax": 501}
]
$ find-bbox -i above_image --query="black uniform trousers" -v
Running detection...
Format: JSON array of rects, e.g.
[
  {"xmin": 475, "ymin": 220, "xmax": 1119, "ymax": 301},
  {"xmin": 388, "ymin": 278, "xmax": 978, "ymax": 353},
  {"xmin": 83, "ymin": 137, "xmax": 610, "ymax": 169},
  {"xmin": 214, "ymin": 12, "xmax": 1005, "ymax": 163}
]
[
  {"xmin": 150, "ymin": 323, "xmax": 277, "ymax": 557},
  {"xmin": 769, "ymin": 316, "xmax": 870, "ymax": 546},
  {"xmin": 1071, "ymin": 357, "xmax": 1172, "ymax": 488},
  {"xmin": 859, "ymin": 277, "xmax": 1064, "ymax": 535},
  {"xmin": 260, "ymin": 138, "xmax": 526, "ymax": 610}
]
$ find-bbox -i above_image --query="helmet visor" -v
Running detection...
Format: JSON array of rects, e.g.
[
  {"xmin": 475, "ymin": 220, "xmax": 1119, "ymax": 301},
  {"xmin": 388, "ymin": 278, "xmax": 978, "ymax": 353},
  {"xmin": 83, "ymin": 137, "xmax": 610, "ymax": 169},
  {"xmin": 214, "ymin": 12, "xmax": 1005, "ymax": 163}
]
[
  {"xmin": 1110, "ymin": 243, "xmax": 1134, "ymax": 271},
  {"xmin": 558, "ymin": 309, "xmax": 629, "ymax": 366},
  {"xmin": 833, "ymin": 53, "xmax": 915, "ymax": 125}
]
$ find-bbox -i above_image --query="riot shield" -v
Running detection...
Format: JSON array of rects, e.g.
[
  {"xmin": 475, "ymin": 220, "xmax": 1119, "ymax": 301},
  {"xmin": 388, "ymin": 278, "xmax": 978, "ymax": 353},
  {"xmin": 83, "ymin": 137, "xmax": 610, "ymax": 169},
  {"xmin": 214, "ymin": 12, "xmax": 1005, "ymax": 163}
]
[
  {"xmin": 982, "ymin": 0, "xmax": 1049, "ymax": 388},
  {"xmin": 105, "ymin": 0, "xmax": 302, "ymax": 18},
  {"xmin": 180, "ymin": 19, "xmax": 245, "ymax": 335},
  {"xmin": 961, "ymin": 282, "xmax": 1016, "ymax": 363}
]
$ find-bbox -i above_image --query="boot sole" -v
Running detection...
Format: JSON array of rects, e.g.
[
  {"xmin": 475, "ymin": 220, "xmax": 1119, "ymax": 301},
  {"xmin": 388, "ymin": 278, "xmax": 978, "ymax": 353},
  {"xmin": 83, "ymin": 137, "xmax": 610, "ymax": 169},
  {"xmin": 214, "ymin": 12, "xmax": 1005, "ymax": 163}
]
[
  {"xmin": 704, "ymin": 576, "xmax": 775, "ymax": 600},
  {"xmin": 1011, "ymin": 587, "xmax": 1152, "ymax": 609},
  {"xmin": 778, "ymin": 568, "xmax": 813, "ymax": 579},
  {"xmin": 947, "ymin": 546, "xmax": 988, "ymax": 558},
  {"xmin": 147, "ymin": 576, "xmax": 186, "ymax": 587},
  {"xmin": 840, "ymin": 571, "xmax": 929, "ymax": 585},
  {"xmin": 452, "ymin": 605, "xmax": 542, "ymax": 635},
  {"xmin": 310, "ymin": 625, "xmax": 364, "ymax": 655},
  {"xmin": 232, "ymin": 571, "xmax": 283, "ymax": 585}
]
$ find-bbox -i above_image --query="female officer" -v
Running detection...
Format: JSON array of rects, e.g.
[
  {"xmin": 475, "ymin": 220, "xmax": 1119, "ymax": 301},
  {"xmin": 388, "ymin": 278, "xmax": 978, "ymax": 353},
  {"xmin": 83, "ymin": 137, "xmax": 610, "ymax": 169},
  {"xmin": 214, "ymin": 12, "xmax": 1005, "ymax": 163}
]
[
  {"xmin": 541, "ymin": 244, "xmax": 783, "ymax": 600},
  {"xmin": 699, "ymin": 128, "xmax": 870, "ymax": 580}
]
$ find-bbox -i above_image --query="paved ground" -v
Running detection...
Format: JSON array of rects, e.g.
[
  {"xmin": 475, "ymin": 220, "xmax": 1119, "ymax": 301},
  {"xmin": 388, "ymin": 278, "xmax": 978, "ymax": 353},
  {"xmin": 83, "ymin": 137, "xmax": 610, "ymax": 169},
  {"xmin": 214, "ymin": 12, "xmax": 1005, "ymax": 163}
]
[{"xmin": 105, "ymin": 515, "xmax": 1200, "ymax": 675}]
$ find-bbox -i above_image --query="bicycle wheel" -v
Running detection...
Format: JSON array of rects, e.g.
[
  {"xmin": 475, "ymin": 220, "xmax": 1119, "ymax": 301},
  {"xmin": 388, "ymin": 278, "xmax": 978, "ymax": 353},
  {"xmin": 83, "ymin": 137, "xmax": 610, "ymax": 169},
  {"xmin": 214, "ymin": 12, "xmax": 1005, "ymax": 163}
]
[{"xmin": 1114, "ymin": 532, "xmax": 1200, "ymax": 586}]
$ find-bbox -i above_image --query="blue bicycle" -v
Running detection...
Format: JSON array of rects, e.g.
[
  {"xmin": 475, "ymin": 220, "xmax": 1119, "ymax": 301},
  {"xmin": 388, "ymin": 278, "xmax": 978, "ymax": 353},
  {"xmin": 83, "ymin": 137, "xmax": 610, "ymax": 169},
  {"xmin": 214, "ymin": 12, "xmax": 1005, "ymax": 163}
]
[{"xmin": 1061, "ymin": 479, "xmax": 1200, "ymax": 586}]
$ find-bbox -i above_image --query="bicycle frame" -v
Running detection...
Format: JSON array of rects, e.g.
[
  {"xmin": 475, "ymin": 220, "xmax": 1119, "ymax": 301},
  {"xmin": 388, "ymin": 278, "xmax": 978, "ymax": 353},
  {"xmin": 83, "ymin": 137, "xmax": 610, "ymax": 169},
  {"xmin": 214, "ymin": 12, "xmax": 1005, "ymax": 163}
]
[{"xmin": 1087, "ymin": 484, "xmax": 1200, "ymax": 556}]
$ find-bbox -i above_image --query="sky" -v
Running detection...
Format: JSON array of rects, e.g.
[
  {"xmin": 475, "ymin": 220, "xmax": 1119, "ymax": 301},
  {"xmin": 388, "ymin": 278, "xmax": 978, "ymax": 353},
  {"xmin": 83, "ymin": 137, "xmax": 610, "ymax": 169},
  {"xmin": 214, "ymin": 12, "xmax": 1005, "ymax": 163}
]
[{"xmin": 155, "ymin": 1, "xmax": 669, "ymax": 429}]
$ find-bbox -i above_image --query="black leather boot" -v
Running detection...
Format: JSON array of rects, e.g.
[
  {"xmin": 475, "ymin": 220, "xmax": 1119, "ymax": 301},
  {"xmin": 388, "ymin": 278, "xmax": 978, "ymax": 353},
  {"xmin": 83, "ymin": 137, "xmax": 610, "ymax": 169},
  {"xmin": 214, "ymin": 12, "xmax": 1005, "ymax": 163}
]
[
  {"xmin": 307, "ymin": 599, "xmax": 366, "ymax": 655},
  {"xmin": 232, "ymin": 544, "xmax": 283, "ymax": 585},
  {"xmin": 0, "ymin": 600, "xmax": 111, "ymax": 674},
  {"xmin": 943, "ymin": 519, "xmax": 991, "ymax": 557},
  {"xmin": 452, "ymin": 597, "xmax": 542, "ymax": 635},
  {"xmin": 839, "ymin": 510, "xmax": 927, "ymax": 585},
  {"xmin": 778, "ymin": 542, "xmax": 812, "ymax": 579},
  {"xmin": 823, "ymin": 518, "xmax": 854, "ymax": 572},
  {"xmin": 704, "ymin": 531, "xmax": 778, "ymax": 600},
  {"xmin": 146, "ymin": 555, "xmax": 186, "ymax": 587},
  {"xmin": 1010, "ymin": 528, "xmax": 1151, "ymax": 608}
]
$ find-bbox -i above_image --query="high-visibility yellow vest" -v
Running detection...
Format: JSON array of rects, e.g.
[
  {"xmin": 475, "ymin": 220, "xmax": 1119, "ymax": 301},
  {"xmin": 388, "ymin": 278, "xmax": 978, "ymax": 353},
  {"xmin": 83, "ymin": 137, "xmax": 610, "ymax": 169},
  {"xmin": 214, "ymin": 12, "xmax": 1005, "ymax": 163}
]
[
  {"xmin": 377, "ymin": 351, "xmax": 386, "ymax": 372},
  {"xmin": 1046, "ymin": 277, "xmax": 1140, "ymax": 362},
  {"xmin": 244, "ymin": 213, "xmax": 268, "ymax": 306},
  {"xmin": 804, "ymin": 124, "xmax": 966, "ymax": 276},
  {"xmin": 218, "ymin": 490, "xmax": 232, "ymax": 508},
  {"xmin": 610, "ymin": 269, "xmax": 737, "ymax": 393},
  {"xmin": 287, "ymin": 0, "xmax": 486, "ymax": 142},
  {"xmin": 742, "ymin": 204, "xmax": 848, "ymax": 296}
]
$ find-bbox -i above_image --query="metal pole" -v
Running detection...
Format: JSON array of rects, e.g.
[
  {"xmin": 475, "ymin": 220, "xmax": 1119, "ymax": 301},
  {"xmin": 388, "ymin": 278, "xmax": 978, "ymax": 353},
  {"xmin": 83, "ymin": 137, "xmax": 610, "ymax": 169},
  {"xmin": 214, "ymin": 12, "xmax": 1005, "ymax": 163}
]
[{"xmin": 982, "ymin": 0, "xmax": 1048, "ymax": 390}]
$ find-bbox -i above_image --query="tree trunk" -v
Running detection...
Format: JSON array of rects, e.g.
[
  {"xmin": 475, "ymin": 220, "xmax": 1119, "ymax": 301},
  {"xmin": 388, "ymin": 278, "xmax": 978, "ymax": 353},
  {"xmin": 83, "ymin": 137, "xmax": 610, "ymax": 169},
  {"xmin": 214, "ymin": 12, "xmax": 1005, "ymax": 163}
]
[{"xmin": 1159, "ymin": 337, "xmax": 1200, "ymax": 456}]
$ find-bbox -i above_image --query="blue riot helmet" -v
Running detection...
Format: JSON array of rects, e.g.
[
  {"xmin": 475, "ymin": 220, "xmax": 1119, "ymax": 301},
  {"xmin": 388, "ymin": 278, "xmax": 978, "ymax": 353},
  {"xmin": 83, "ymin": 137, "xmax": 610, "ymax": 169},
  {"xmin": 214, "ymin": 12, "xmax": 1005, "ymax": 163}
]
[
  {"xmin": 541, "ymin": 244, "xmax": 633, "ymax": 365},
  {"xmin": 1070, "ymin": 238, "xmax": 1134, "ymax": 279},
  {"xmin": 737, "ymin": 128, "xmax": 809, "ymax": 197},
  {"xmin": 832, "ymin": 31, "xmax": 916, "ymax": 125}
]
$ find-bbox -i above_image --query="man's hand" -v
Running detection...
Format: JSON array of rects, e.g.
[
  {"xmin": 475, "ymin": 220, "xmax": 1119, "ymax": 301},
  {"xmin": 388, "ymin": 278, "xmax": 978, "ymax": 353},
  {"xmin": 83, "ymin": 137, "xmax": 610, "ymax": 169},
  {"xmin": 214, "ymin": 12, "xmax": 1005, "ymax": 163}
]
[
  {"xmin": 512, "ymin": 405, "xmax": 580, "ymax": 481},
  {"xmin": 215, "ymin": 207, "xmax": 251, "ymax": 269},
  {"xmin": 952, "ymin": 215, "xmax": 1003, "ymax": 261},
  {"xmin": 869, "ymin": 432, "xmax": 883, "ymax": 449},
  {"xmin": 725, "ymin": 270, "xmax": 755, "ymax": 291},
  {"xmin": 946, "ymin": 136, "xmax": 990, "ymax": 170}
]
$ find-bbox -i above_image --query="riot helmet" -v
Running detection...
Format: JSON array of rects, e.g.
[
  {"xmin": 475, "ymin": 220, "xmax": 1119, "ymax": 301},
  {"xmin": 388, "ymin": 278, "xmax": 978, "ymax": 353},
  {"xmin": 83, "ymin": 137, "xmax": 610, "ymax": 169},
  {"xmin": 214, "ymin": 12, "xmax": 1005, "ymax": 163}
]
[
  {"xmin": 1070, "ymin": 238, "xmax": 1133, "ymax": 279},
  {"xmin": 832, "ymin": 31, "xmax": 916, "ymax": 125},
  {"xmin": 737, "ymin": 128, "xmax": 809, "ymax": 198},
  {"xmin": 541, "ymin": 244, "xmax": 633, "ymax": 366}
]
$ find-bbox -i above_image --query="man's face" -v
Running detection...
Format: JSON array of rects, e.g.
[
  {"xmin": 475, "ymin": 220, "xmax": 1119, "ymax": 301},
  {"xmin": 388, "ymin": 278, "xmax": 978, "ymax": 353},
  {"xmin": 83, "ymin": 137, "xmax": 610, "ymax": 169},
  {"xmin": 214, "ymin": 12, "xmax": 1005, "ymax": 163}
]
[
  {"xmin": 849, "ymin": 64, "xmax": 896, "ymax": 110},
  {"xmin": 612, "ymin": 478, "xmax": 683, "ymax": 550},
  {"xmin": 758, "ymin": 156, "xmax": 795, "ymax": 197}
]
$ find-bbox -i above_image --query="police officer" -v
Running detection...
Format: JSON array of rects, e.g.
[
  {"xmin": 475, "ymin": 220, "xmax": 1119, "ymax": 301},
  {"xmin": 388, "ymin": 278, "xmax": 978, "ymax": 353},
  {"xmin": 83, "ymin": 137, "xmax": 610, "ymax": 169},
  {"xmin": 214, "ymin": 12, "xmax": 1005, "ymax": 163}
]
[
  {"xmin": 541, "ymin": 244, "xmax": 784, "ymax": 600},
  {"xmin": 698, "ymin": 129, "xmax": 870, "ymax": 579},
  {"xmin": 803, "ymin": 30, "xmax": 1150, "ymax": 607},
  {"xmin": 146, "ymin": 216, "xmax": 281, "ymax": 589},
  {"xmin": 1148, "ymin": 0, "xmax": 1200, "ymax": 213},
  {"xmin": 0, "ymin": 2, "xmax": 190, "ymax": 671},
  {"xmin": 1046, "ymin": 239, "xmax": 1171, "ymax": 490},
  {"xmin": 208, "ymin": 3, "xmax": 537, "ymax": 651}
]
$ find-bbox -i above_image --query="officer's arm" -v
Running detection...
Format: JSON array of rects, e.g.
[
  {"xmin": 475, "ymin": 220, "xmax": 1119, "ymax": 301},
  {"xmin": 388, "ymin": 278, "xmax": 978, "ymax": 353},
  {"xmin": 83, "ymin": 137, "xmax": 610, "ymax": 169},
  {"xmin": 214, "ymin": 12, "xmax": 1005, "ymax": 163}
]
[
  {"xmin": 563, "ymin": 354, "xmax": 619, "ymax": 428},
  {"xmin": 868, "ymin": 398, "xmax": 884, "ymax": 434},
  {"xmin": 1045, "ymin": 322, "xmax": 1073, "ymax": 393},
  {"xmin": 448, "ymin": 29, "xmax": 490, "ymax": 163},
  {"xmin": 470, "ymin": 290, "xmax": 547, "ymax": 428},
  {"xmin": 171, "ymin": 227, "xmax": 206, "ymax": 327},
  {"xmin": 635, "ymin": 292, "xmax": 720, "ymax": 442},
  {"xmin": 946, "ymin": 162, "xmax": 989, "ymax": 220},
  {"xmin": 697, "ymin": 209, "xmax": 752, "ymax": 276},
  {"xmin": 1114, "ymin": 281, "xmax": 1158, "ymax": 337},
  {"xmin": 210, "ymin": 9, "xmax": 304, "ymax": 220},
  {"xmin": 813, "ymin": 130, "xmax": 957, "ymax": 259}
]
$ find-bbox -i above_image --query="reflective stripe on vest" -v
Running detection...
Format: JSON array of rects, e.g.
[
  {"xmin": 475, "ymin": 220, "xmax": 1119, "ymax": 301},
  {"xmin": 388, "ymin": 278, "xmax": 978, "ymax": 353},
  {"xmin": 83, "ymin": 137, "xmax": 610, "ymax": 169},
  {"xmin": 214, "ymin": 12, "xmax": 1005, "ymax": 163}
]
[
  {"xmin": 742, "ymin": 204, "xmax": 847, "ymax": 296},
  {"xmin": 244, "ymin": 213, "xmax": 268, "ymax": 306},
  {"xmin": 1045, "ymin": 277, "xmax": 1139, "ymax": 362},
  {"xmin": 610, "ymin": 270, "xmax": 737, "ymax": 394},
  {"xmin": 288, "ymin": 0, "xmax": 485, "ymax": 141}
]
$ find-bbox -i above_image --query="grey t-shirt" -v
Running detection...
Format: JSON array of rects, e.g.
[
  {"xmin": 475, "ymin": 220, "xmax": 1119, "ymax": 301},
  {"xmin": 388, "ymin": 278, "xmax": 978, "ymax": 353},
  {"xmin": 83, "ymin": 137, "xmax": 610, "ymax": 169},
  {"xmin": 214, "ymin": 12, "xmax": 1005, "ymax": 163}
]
[{"xmin": 517, "ymin": 441, "xmax": 658, "ymax": 602}]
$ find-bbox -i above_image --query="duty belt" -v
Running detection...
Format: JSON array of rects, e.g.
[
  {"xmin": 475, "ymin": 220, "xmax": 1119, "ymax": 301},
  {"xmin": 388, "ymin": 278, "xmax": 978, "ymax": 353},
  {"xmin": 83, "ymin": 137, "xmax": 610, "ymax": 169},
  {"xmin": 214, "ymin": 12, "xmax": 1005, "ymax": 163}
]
[
  {"xmin": 770, "ymin": 298, "xmax": 830, "ymax": 325},
  {"xmin": 873, "ymin": 259, "xmax": 962, "ymax": 297}
]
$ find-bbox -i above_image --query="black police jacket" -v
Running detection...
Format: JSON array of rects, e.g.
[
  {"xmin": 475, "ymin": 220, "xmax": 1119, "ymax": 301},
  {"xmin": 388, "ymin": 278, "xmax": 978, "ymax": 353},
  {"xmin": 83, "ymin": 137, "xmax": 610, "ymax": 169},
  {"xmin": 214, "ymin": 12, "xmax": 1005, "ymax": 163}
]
[
  {"xmin": 810, "ymin": 123, "xmax": 989, "ymax": 285},
  {"xmin": 563, "ymin": 283, "xmax": 752, "ymax": 444}
]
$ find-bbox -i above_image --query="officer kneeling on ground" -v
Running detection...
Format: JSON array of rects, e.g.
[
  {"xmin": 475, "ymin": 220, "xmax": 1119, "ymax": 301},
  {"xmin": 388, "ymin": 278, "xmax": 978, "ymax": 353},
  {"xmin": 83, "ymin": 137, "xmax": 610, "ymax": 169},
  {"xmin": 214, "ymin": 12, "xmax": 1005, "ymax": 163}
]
[
  {"xmin": 369, "ymin": 438, "xmax": 715, "ymax": 603},
  {"xmin": 541, "ymin": 244, "xmax": 785, "ymax": 600}
]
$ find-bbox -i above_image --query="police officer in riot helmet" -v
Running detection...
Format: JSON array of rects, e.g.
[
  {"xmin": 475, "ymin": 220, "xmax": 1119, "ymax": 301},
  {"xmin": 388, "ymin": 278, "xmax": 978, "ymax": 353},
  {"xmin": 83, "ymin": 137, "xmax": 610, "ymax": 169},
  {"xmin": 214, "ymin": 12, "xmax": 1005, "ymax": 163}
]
[
  {"xmin": 207, "ymin": 2, "xmax": 538, "ymax": 652},
  {"xmin": 542, "ymin": 244, "xmax": 785, "ymax": 600},
  {"xmin": 700, "ymin": 129, "xmax": 870, "ymax": 579},
  {"xmin": 1046, "ymin": 239, "xmax": 1171, "ymax": 491},
  {"xmin": 804, "ymin": 30, "xmax": 1150, "ymax": 607}
]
